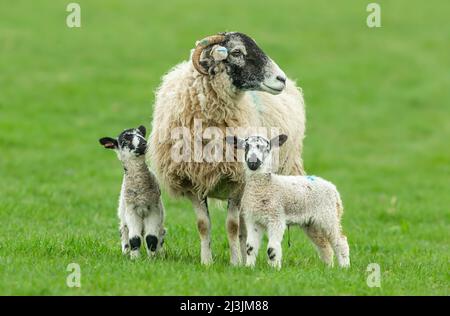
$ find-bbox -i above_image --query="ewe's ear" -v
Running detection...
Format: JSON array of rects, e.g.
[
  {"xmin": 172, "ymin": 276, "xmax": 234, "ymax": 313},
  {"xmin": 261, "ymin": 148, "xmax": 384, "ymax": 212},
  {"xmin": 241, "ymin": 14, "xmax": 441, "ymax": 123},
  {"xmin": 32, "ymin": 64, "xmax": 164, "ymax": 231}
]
[
  {"xmin": 199, "ymin": 45, "xmax": 228, "ymax": 75},
  {"xmin": 210, "ymin": 45, "xmax": 228, "ymax": 61},
  {"xmin": 270, "ymin": 134, "xmax": 288, "ymax": 148},
  {"xmin": 137, "ymin": 125, "xmax": 146, "ymax": 137},
  {"xmin": 99, "ymin": 137, "xmax": 118, "ymax": 150},
  {"xmin": 226, "ymin": 136, "xmax": 245, "ymax": 149}
]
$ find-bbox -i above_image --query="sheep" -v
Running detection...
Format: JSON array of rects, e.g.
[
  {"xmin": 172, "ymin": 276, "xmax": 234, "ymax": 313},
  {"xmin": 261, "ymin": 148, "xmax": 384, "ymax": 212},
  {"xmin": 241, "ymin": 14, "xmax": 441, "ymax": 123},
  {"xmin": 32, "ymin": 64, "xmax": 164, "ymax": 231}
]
[
  {"xmin": 227, "ymin": 134, "xmax": 350, "ymax": 269},
  {"xmin": 148, "ymin": 32, "xmax": 306, "ymax": 265},
  {"xmin": 99, "ymin": 125, "xmax": 166, "ymax": 259}
]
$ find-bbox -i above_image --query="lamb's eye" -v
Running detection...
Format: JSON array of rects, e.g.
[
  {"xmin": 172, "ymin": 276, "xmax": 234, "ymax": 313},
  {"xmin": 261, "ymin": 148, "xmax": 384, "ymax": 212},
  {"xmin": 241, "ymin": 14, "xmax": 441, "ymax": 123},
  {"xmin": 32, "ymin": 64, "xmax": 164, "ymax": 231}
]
[{"xmin": 230, "ymin": 50, "xmax": 242, "ymax": 58}]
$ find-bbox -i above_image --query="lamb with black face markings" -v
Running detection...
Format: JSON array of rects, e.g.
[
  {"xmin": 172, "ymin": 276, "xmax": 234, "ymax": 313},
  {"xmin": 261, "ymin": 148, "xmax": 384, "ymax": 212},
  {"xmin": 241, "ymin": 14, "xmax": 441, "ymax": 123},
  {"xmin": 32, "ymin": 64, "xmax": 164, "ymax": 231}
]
[
  {"xmin": 99, "ymin": 126, "xmax": 166, "ymax": 259},
  {"xmin": 227, "ymin": 134, "xmax": 350, "ymax": 269}
]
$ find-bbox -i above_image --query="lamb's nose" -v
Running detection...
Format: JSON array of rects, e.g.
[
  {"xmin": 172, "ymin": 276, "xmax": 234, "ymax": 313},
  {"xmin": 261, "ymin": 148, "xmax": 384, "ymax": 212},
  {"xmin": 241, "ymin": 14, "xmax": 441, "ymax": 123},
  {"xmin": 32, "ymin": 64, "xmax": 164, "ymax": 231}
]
[{"xmin": 276, "ymin": 76, "xmax": 286, "ymax": 84}]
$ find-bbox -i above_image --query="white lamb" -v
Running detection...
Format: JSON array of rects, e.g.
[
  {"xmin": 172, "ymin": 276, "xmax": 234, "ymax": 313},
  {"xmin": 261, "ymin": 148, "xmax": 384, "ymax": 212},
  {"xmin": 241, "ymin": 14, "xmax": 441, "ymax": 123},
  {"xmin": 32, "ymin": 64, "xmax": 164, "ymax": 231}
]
[
  {"xmin": 99, "ymin": 125, "xmax": 166, "ymax": 259},
  {"xmin": 227, "ymin": 134, "xmax": 350, "ymax": 269}
]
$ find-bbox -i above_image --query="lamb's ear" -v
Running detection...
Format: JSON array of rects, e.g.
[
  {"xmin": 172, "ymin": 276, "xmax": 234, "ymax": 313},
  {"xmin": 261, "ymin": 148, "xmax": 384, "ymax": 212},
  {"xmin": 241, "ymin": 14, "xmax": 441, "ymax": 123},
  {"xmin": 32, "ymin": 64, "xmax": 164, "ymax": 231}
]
[
  {"xmin": 99, "ymin": 137, "xmax": 118, "ymax": 150},
  {"xmin": 137, "ymin": 125, "xmax": 146, "ymax": 137},
  {"xmin": 270, "ymin": 134, "xmax": 288, "ymax": 148},
  {"xmin": 226, "ymin": 136, "xmax": 245, "ymax": 149}
]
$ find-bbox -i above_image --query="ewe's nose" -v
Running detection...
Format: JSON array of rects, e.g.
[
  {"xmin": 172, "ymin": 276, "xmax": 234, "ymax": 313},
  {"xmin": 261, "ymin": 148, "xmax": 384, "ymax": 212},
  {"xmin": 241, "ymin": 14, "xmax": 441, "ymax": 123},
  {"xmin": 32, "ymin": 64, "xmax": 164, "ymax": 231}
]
[{"xmin": 276, "ymin": 75, "xmax": 286, "ymax": 84}]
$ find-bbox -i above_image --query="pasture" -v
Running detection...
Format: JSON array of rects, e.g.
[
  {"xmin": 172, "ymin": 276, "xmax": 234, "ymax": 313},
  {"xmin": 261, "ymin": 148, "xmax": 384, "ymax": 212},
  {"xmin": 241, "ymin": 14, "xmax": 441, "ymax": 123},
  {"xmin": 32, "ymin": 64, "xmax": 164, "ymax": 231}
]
[{"xmin": 0, "ymin": 0, "xmax": 448, "ymax": 295}]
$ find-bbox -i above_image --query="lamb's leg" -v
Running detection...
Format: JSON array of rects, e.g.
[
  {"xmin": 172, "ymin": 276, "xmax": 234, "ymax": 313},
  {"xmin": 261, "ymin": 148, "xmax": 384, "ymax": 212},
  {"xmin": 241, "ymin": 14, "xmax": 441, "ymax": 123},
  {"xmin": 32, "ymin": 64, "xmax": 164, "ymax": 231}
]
[
  {"xmin": 118, "ymin": 191, "xmax": 129, "ymax": 254},
  {"xmin": 125, "ymin": 209, "xmax": 143, "ymax": 260},
  {"xmin": 143, "ymin": 208, "xmax": 163, "ymax": 257},
  {"xmin": 227, "ymin": 198, "xmax": 242, "ymax": 266},
  {"xmin": 119, "ymin": 224, "xmax": 130, "ymax": 255},
  {"xmin": 267, "ymin": 222, "xmax": 285, "ymax": 270},
  {"xmin": 329, "ymin": 229, "xmax": 350, "ymax": 268},
  {"xmin": 190, "ymin": 196, "xmax": 213, "ymax": 265},
  {"xmin": 303, "ymin": 226, "xmax": 334, "ymax": 267},
  {"xmin": 245, "ymin": 220, "xmax": 263, "ymax": 268}
]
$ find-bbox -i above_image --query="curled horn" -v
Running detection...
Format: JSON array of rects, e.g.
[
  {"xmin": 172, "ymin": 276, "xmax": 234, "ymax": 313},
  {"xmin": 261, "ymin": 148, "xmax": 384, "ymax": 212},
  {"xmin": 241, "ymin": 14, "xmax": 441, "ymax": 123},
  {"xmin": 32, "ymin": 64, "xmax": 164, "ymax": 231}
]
[{"xmin": 192, "ymin": 34, "xmax": 226, "ymax": 75}]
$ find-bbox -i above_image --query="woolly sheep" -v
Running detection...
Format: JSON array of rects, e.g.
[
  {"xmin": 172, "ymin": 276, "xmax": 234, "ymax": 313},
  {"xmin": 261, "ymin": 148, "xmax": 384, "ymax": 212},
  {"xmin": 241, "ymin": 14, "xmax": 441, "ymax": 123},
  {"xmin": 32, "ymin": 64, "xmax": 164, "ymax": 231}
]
[
  {"xmin": 148, "ymin": 32, "xmax": 306, "ymax": 265},
  {"xmin": 99, "ymin": 126, "xmax": 166, "ymax": 259},
  {"xmin": 227, "ymin": 134, "xmax": 350, "ymax": 269}
]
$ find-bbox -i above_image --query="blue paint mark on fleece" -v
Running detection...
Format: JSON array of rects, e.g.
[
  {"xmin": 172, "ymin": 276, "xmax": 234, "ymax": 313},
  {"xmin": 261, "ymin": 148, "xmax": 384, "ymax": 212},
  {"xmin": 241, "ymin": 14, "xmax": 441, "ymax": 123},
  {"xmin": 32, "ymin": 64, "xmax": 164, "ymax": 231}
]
[
  {"xmin": 306, "ymin": 175, "xmax": 316, "ymax": 181},
  {"xmin": 250, "ymin": 91, "xmax": 263, "ymax": 113}
]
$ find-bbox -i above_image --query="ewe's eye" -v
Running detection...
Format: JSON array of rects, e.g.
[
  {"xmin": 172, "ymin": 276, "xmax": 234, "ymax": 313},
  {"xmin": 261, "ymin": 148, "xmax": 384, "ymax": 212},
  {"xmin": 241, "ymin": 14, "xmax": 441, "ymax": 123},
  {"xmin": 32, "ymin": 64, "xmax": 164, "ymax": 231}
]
[{"xmin": 230, "ymin": 50, "xmax": 243, "ymax": 58}]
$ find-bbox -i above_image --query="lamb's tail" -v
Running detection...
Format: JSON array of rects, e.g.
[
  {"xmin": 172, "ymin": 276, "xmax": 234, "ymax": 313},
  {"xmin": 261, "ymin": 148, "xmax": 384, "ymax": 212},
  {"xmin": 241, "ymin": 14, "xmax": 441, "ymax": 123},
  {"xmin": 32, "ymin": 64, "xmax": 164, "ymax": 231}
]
[{"xmin": 335, "ymin": 190, "xmax": 344, "ymax": 219}]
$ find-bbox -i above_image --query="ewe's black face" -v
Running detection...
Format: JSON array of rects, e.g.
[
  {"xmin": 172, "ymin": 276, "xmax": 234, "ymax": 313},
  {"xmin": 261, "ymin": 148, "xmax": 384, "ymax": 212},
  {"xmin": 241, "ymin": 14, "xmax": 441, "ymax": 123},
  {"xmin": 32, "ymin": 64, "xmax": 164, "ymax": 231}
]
[
  {"xmin": 200, "ymin": 32, "xmax": 287, "ymax": 94},
  {"xmin": 99, "ymin": 125, "xmax": 147, "ymax": 159}
]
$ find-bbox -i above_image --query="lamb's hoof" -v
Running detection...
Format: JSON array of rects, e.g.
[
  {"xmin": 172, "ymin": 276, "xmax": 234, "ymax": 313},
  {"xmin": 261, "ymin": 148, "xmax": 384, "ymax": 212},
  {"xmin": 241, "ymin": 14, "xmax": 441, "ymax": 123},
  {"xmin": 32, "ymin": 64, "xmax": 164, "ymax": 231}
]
[
  {"xmin": 268, "ymin": 260, "xmax": 282, "ymax": 270},
  {"xmin": 130, "ymin": 250, "xmax": 140, "ymax": 260},
  {"xmin": 246, "ymin": 256, "xmax": 256, "ymax": 268},
  {"xmin": 122, "ymin": 244, "xmax": 130, "ymax": 255},
  {"xmin": 245, "ymin": 262, "xmax": 256, "ymax": 269},
  {"xmin": 339, "ymin": 260, "xmax": 350, "ymax": 268}
]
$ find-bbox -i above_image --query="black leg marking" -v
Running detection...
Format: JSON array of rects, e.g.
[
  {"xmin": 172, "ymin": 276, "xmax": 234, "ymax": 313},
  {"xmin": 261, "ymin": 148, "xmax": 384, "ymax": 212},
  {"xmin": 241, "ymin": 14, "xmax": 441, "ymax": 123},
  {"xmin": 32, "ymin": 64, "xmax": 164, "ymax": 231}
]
[
  {"xmin": 247, "ymin": 244, "xmax": 254, "ymax": 255},
  {"xmin": 267, "ymin": 247, "xmax": 276, "ymax": 261},
  {"xmin": 202, "ymin": 198, "xmax": 210, "ymax": 217},
  {"xmin": 146, "ymin": 235, "xmax": 158, "ymax": 252},
  {"xmin": 130, "ymin": 236, "xmax": 141, "ymax": 251}
]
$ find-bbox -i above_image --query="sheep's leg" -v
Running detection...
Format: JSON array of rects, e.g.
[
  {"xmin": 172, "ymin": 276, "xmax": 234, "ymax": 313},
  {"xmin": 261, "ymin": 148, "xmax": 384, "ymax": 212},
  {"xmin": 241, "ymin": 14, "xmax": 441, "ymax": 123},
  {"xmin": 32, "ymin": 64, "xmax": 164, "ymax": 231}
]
[
  {"xmin": 303, "ymin": 226, "xmax": 334, "ymax": 267},
  {"xmin": 245, "ymin": 220, "xmax": 263, "ymax": 268},
  {"xmin": 118, "ymin": 191, "xmax": 129, "ymax": 254},
  {"xmin": 239, "ymin": 213, "xmax": 247, "ymax": 265},
  {"xmin": 143, "ymin": 209, "xmax": 163, "ymax": 257},
  {"xmin": 267, "ymin": 222, "xmax": 285, "ymax": 270},
  {"xmin": 125, "ymin": 209, "xmax": 143, "ymax": 260},
  {"xmin": 329, "ymin": 229, "xmax": 350, "ymax": 268},
  {"xmin": 227, "ymin": 198, "xmax": 242, "ymax": 266},
  {"xmin": 119, "ymin": 223, "xmax": 130, "ymax": 255},
  {"xmin": 190, "ymin": 196, "xmax": 213, "ymax": 265}
]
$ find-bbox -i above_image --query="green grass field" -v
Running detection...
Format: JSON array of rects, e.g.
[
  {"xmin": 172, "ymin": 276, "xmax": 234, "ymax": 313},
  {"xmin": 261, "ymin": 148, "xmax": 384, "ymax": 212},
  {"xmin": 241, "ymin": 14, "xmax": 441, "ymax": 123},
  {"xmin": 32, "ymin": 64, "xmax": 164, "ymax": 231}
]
[{"xmin": 1, "ymin": 0, "xmax": 449, "ymax": 295}]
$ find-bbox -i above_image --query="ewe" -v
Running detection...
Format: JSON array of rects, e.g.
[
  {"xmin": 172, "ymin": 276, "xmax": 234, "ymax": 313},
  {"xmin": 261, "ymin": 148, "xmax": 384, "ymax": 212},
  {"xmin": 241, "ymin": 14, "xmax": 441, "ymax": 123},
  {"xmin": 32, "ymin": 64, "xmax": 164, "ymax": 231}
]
[
  {"xmin": 227, "ymin": 135, "xmax": 350, "ymax": 269},
  {"xmin": 100, "ymin": 126, "xmax": 166, "ymax": 259},
  {"xmin": 149, "ymin": 32, "xmax": 306, "ymax": 265}
]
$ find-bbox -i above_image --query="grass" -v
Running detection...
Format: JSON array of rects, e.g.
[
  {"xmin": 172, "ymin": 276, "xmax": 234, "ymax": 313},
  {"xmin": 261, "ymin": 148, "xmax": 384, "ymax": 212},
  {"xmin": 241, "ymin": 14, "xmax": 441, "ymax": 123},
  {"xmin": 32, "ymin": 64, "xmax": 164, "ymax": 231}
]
[{"xmin": 0, "ymin": 0, "xmax": 449, "ymax": 295}]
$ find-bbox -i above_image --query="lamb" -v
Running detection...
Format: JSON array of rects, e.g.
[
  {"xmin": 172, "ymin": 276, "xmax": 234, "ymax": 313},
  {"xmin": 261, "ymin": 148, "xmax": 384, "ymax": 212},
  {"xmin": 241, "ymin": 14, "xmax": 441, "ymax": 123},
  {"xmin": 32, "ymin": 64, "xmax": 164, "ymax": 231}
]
[
  {"xmin": 99, "ymin": 125, "xmax": 166, "ymax": 259},
  {"xmin": 148, "ymin": 32, "xmax": 306, "ymax": 265},
  {"xmin": 227, "ymin": 134, "xmax": 350, "ymax": 269}
]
